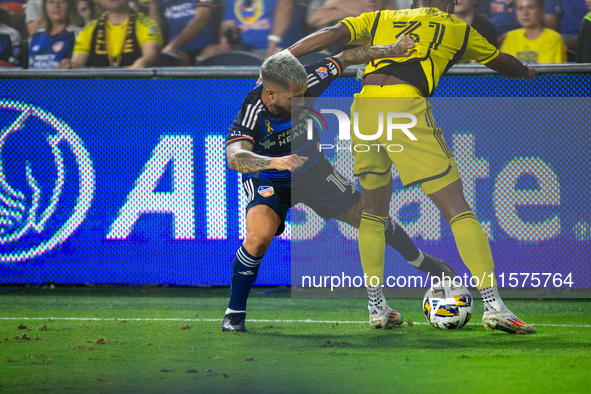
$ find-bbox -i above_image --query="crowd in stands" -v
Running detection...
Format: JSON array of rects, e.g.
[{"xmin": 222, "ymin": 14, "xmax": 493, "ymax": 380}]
[{"xmin": 0, "ymin": 0, "xmax": 589, "ymax": 68}]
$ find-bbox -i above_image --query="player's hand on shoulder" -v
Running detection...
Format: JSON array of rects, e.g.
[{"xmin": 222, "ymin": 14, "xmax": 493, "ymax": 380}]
[
  {"xmin": 387, "ymin": 34, "xmax": 416, "ymax": 58},
  {"xmin": 273, "ymin": 154, "xmax": 309, "ymax": 172}
]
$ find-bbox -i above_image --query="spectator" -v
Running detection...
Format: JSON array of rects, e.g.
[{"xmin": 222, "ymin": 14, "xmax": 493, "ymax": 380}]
[
  {"xmin": 25, "ymin": 0, "xmax": 42, "ymax": 35},
  {"xmin": 0, "ymin": 0, "xmax": 26, "ymax": 27},
  {"xmin": 455, "ymin": 0, "xmax": 498, "ymax": 47},
  {"xmin": 477, "ymin": 0, "xmax": 561, "ymax": 38},
  {"xmin": 29, "ymin": 0, "xmax": 81, "ymax": 68},
  {"xmin": 149, "ymin": 0, "xmax": 220, "ymax": 65},
  {"xmin": 577, "ymin": 0, "xmax": 591, "ymax": 61},
  {"xmin": 0, "ymin": 6, "xmax": 21, "ymax": 66},
  {"xmin": 30, "ymin": 0, "xmax": 93, "ymax": 36},
  {"xmin": 561, "ymin": 0, "xmax": 589, "ymax": 50},
  {"xmin": 501, "ymin": 0, "xmax": 566, "ymax": 62},
  {"xmin": 77, "ymin": 0, "xmax": 94, "ymax": 23},
  {"xmin": 71, "ymin": 0, "xmax": 162, "ymax": 68},
  {"xmin": 210, "ymin": 0, "xmax": 300, "ymax": 59},
  {"xmin": 134, "ymin": 0, "xmax": 150, "ymax": 14}
]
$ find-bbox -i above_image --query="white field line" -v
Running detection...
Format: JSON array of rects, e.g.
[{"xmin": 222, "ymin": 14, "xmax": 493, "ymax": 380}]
[{"xmin": 0, "ymin": 317, "xmax": 589, "ymax": 328}]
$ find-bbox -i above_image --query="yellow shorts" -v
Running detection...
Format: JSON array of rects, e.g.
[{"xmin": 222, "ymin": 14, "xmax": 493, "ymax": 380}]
[{"xmin": 351, "ymin": 84, "xmax": 460, "ymax": 195}]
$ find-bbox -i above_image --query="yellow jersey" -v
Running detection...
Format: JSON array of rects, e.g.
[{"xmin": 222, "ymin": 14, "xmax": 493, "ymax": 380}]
[
  {"xmin": 340, "ymin": 8, "xmax": 499, "ymax": 95},
  {"xmin": 74, "ymin": 12, "xmax": 162, "ymax": 61},
  {"xmin": 500, "ymin": 28, "xmax": 566, "ymax": 64}
]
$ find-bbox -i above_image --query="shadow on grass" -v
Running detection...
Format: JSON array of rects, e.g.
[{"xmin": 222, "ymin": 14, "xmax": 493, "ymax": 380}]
[
  {"xmin": 0, "ymin": 285, "xmax": 291, "ymax": 299},
  {"xmin": 243, "ymin": 326, "xmax": 591, "ymax": 352}
]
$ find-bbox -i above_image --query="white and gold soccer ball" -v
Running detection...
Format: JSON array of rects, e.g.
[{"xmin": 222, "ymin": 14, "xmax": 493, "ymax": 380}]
[{"xmin": 423, "ymin": 280, "xmax": 473, "ymax": 330}]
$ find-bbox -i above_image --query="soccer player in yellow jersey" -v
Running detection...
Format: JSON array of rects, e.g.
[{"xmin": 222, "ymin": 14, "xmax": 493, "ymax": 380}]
[{"xmin": 287, "ymin": 0, "xmax": 539, "ymax": 334}]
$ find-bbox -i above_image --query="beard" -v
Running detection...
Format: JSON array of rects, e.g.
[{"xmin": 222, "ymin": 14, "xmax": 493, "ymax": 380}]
[{"xmin": 273, "ymin": 102, "xmax": 292, "ymax": 117}]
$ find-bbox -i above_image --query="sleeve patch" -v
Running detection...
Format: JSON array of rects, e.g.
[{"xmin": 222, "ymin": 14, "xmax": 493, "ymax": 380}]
[{"xmin": 315, "ymin": 67, "xmax": 328, "ymax": 79}]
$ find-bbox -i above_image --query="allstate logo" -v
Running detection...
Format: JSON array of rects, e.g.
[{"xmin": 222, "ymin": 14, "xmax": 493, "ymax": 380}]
[{"xmin": 0, "ymin": 101, "xmax": 94, "ymax": 262}]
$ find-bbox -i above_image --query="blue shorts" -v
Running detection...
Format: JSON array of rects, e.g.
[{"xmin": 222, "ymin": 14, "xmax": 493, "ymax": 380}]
[{"xmin": 243, "ymin": 157, "xmax": 361, "ymax": 236}]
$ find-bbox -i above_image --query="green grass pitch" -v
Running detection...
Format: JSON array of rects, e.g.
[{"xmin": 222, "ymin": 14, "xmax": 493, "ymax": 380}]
[{"xmin": 1, "ymin": 286, "xmax": 590, "ymax": 393}]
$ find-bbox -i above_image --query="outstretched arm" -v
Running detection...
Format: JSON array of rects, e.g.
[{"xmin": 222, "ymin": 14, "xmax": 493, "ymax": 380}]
[
  {"xmin": 226, "ymin": 141, "xmax": 308, "ymax": 174},
  {"xmin": 333, "ymin": 35, "xmax": 415, "ymax": 69},
  {"xmin": 484, "ymin": 52, "xmax": 538, "ymax": 80},
  {"xmin": 287, "ymin": 24, "xmax": 351, "ymax": 58},
  {"xmin": 266, "ymin": 0, "xmax": 294, "ymax": 58}
]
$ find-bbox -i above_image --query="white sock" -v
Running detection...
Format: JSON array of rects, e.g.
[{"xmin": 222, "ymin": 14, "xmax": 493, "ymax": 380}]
[
  {"xmin": 225, "ymin": 308, "xmax": 246, "ymax": 315},
  {"xmin": 367, "ymin": 285, "xmax": 387, "ymax": 310},
  {"xmin": 479, "ymin": 286, "xmax": 507, "ymax": 311},
  {"xmin": 407, "ymin": 250, "xmax": 425, "ymax": 267}
]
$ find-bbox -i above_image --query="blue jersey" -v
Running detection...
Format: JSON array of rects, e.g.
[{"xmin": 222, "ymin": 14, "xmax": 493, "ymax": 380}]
[
  {"xmin": 28, "ymin": 27, "xmax": 80, "ymax": 69},
  {"xmin": 223, "ymin": 0, "xmax": 278, "ymax": 50},
  {"xmin": 160, "ymin": 0, "xmax": 219, "ymax": 51},
  {"xmin": 225, "ymin": 57, "xmax": 343, "ymax": 181},
  {"xmin": 561, "ymin": 0, "xmax": 588, "ymax": 36},
  {"xmin": 0, "ymin": 24, "xmax": 21, "ymax": 67}
]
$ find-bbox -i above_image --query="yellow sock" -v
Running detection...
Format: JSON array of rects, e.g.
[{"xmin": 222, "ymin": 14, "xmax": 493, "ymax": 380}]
[
  {"xmin": 449, "ymin": 211, "xmax": 497, "ymax": 289},
  {"xmin": 359, "ymin": 211, "xmax": 387, "ymax": 284}
]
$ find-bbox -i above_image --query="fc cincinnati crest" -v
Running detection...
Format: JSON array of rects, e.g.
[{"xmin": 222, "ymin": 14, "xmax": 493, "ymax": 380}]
[
  {"xmin": 0, "ymin": 101, "xmax": 95, "ymax": 263},
  {"xmin": 257, "ymin": 186, "xmax": 274, "ymax": 197},
  {"xmin": 52, "ymin": 41, "xmax": 64, "ymax": 53},
  {"xmin": 235, "ymin": 0, "xmax": 264, "ymax": 24},
  {"xmin": 315, "ymin": 67, "xmax": 328, "ymax": 79}
]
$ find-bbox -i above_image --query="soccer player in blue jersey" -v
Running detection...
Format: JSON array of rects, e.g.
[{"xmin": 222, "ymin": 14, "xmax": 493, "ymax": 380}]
[
  {"xmin": 285, "ymin": 0, "xmax": 539, "ymax": 334},
  {"xmin": 222, "ymin": 37, "xmax": 456, "ymax": 332}
]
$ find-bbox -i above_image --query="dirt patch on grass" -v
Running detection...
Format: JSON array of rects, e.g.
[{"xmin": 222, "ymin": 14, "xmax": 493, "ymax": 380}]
[
  {"xmin": 321, "ymin": 340, "xmax": 354, "ymax": 348},
  {"xmin": 92, "ymin": 338, "xmax": 119, "ymax": 345}
]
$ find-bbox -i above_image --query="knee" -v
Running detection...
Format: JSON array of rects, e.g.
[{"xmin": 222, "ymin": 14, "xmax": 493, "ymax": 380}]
[{"xmin": 244, "ymin": 233, "xmax": 273, "ymax": 257}]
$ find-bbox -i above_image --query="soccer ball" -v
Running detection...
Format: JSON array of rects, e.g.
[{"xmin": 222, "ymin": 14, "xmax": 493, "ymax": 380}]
[{"xmin": 423, "ymin": 280, "xmax": 473, "ymax": 330}]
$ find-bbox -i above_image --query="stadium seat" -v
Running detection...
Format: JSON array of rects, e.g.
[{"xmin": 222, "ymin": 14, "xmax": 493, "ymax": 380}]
[
  {"xmin": 197, "ymin": 51, "xmax": 264, "ymax": 66},
  {"xmin": 297, "ymin": 52, "xmax": 330, "ymax": 65}
]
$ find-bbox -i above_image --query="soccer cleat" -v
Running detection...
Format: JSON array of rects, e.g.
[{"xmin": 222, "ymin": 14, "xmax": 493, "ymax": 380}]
[
  {"xmin": 416, "ymin": 252, "xmax": 456, "ymax": 279},
  {"xmin": 222, "ymin": 312, "xmax": 247, "ymax": 332},
  {"xmin": 368, "ymin": 306, "xmax": 404, "ymax": 329},
  {"xmin": 482, "ymin": 305, "xmax": 536, "ymax": 334}
]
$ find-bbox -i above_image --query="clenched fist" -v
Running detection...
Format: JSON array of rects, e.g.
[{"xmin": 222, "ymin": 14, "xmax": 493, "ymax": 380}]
[
  {"xmin": 272, "ymin": 154, "xmax": 309, "ymax": 172},
  {"xmin": 386, "ymin": 34, "xmax": 416, "ymax": 58}
]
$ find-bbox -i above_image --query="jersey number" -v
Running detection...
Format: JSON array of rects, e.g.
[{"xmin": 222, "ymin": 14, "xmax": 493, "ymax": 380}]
[
  {"xmin": 392, "ymin": 21, "xmax": 422, "ymax": 42},
  {"xmin": 392, "ymin": 21, "xmax": 446, "ymax": 48},
  {"xmin": 326, "ymin": 170, "xmax": 351, "ymax": 194}
]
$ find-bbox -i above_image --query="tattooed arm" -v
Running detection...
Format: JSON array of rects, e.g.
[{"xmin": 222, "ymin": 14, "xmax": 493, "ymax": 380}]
[
  {"xmin": 287, "ymin": 21, "xmax": 415, "ymax": 62},
  {"xmin": 226, "ymin": 141, "xmax": 309, "ymax": 174},
  {"xmin": 333, "ymin": 35, "xmax": 416, "ymax": 69},
  {"xmin": 288, "ymin": 24, "xmax": 351, "ymax": 58}
]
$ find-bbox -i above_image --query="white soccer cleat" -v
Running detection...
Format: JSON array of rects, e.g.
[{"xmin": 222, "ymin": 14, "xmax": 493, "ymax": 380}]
[
  {"xmin": 482, "ymin": 304, "xmax": 536, "ymax": 334},
  {"xmin": 368, "ymin": 306, "xmax": 403, "ymax": 329}
]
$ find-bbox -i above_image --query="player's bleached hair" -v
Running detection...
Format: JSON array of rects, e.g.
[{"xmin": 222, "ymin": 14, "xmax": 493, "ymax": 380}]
[{"xmin": 261, "ymin": 50, "xmax": 307, "ymax": 91}]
